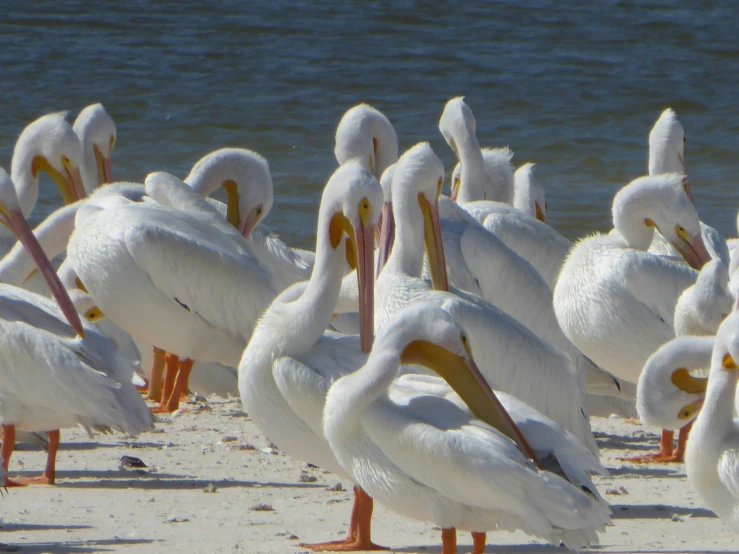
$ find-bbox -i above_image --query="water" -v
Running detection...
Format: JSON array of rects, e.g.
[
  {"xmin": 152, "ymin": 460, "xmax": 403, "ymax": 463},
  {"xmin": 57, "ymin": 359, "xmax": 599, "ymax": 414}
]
[{"xmin": 1, "ymin": 1, "xmax": 738, "ymax": 250}]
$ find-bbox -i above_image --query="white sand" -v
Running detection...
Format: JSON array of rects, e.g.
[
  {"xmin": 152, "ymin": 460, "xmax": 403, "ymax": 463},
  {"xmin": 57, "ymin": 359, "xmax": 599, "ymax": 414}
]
[{"xmin": 1, "ymin": 397, "xmax": 735, "ymax": 554}]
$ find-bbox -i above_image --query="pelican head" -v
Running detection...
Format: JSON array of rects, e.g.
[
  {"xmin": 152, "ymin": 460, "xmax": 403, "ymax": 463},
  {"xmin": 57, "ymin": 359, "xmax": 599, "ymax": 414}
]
[
  {"xmin": 514, "ymin": 162, "xmax": 546, "ymax": 222},
  {"xmin": 12, "ymin": 112, "xmax": 86, "ymax": 213},
  {"xmin": 386, "ymin": 142, "xmax": 448, "ymax": 291},
  {"xmin": 612, "ymin": 173, "xmax": 710, "ymax": 269},
  {"xmin": 675, "ymin": 259, "xmax": 733, "ymax": 337},
  {"xmin": 439, "ymin": 97, "xmax": 476, "ymax": 164},
  {"xmin": 649, "ymin": 108, "xmax": 690, "ymax": 201},
  {"xmin": 334, "ymin": 104, "xmax": 399, "ymax": 181},
  {"xmin": 74, "ymin": 103, "xmax": 116, "ymax": 192},
  {"xmin": 322, "ymin": 162, "xmax": 383, "ymax": 351},
  {"xmin": 184, "ymin": 148, "xmax": 273, "ymax": 239},
  {"xmin": 637, "ymin": 336, "xmax": 711, "ymax": 431},
  {"xmin": 0, "ymin": 167, "xmax": 84, "ymax": 337},
  {"xmin": 382, "ymin": 302, "xmax": 537, "ymax": 461}
]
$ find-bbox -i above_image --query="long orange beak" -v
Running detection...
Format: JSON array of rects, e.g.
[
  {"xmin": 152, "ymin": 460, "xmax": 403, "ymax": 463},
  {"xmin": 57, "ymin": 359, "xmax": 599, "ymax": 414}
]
[
  {"xmin": 94, "ymin": 144, "xmax": 113, "ymax": 186},
  {"xmin": 674, "ymin": 234, "xmax": 712, "ymax": 270},
  {"xmin": 7, "ymin": 209, "xmax": 85, "ymax": 338},
  {"xmin": 65, "ymin": 166, "xmax": 86, "ymax": 202},
  {"xmin": 419, "ymin": 194, "xmax": 448, "ymax": 292},
  {"xmin": 376, "ymin": 202, "xmax": 395, "ymax": 278},
  {"xmin": 354, "ymin": 219, "xmax": 375, "ymax": 353}
]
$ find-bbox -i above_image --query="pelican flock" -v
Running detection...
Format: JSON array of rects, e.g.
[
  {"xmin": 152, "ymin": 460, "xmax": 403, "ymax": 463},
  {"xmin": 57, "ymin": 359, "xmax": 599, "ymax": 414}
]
[{"xmin": 0, "ymin": 97, "xmax": 737, "ymax": 552}]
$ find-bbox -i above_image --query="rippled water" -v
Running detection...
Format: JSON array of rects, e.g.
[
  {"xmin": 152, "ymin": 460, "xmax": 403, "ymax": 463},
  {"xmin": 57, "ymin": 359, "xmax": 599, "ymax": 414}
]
[{"xmin": 1, "ymin": 1, "xmax": 738, "ymax": 249}]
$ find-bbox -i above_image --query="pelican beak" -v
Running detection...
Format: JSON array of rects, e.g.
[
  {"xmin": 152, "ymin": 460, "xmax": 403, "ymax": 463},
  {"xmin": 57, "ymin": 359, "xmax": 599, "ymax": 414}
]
[
  {"xmin": 65, "ymin": 166, "xmax": 86, "ymax": 202},
  {"xmin": 400, "ymin": 340, "xmax": 539, "ymax": 466},
  {"xmin": 535, "ymin": 202, "xmax": 546, "ymax": 222},
  {"xmin": 353, "ymin": 199, "xmax": 375, "ymax": 353},
  {"xmin": 93, "ymin": 144, "xmax": 113, "ymax": 185},
  {"xmin": 3, "ymin": 208, "xmax": 85, "ymax": 338},
  {"xmin": 672, "ymin": 231, "xmax": 712, "ymax": 270},
  {"xmin": 239, "ymin": 204, "xmax": 263, "ymax": 239},
  {"xmin": 722, "ymin": 353, "xmax": 737, "ymax": 370},
  {"xmin": 418, "ymin": 193, "xmax": 448, "ymax": 291},
  {"xmin": 376, "ymin": 202, "xmax": 395, "ymax": 278},
  {"xmin": 671, "ymin": 368, "xmax": 707, "ymax": 394}
]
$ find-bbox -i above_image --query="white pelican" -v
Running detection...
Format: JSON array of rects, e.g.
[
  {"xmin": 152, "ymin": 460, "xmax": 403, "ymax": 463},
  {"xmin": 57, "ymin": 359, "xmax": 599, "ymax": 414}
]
[
  {"xmin": 439, "ymin": 97, "xmax": 569, "ymax": 289},
  {"xmin": 373, "ymin": 143, "xmax": 597, "ymax": 453},
  {"xmin": 635, "ymin": 335, "xmax": 711, "ymax": 463},
  {"xmin": 239, "ymin": 162, "xmax": 382, "ymax": 550},
  {"xmin": 68, "ymin": 171, "xmax": 278, "ymax": 413},
  {"xmin": 554, "ymin": 173, "xmax": 711, "ymax": 386},
  {"xmin": 73, "ymin": 103, "xmax": 116, "ymax": 194},
  {"xmin": 512, "ymin": 162, "xmax": 546, "ymax": 221},
  {"xmin": 685, "ymin": 307, "xmax": 739, "ymax": 530},
  {"xmin": 646, "ymin": 108, "xmax": 730, "ymax": 264},
  {"xmin": 0, "ymin": 167, "xmax": 152, "ymax": 485},
  {"xmin": 324, "ymin": 302, "xmax": 611, "ymax": 553},
  {"xmin": 632, "ymin": 258, "xmax": 733, "ymax": 462},
  {"xmin": 183, "ymin": 147, "xmax": 312, "ymax": 290},
  {"xmin": 334, "ymin": 103, "xmax": 399, "ymax": 180}
]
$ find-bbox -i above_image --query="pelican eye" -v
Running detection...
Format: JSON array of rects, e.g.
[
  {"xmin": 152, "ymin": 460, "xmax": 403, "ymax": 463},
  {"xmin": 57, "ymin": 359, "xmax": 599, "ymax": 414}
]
[
  {"xmin": 676, "ymin": 224, "xmax": 688, "ymax": 240},
  {"xmin": 256, "ymin": 207, "xmax": 263, "ymax": 215},
  {"xmin": 683, "ymin": 135, "xmax": 687, "ymax": 144},
  {"xmin": 61, "ymin": 155, "xmax": 71, "ymax": 168}
]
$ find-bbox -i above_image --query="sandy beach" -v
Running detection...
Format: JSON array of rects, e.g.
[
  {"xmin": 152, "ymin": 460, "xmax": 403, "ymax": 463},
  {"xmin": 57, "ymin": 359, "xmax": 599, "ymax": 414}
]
[{"xmin": 0, "ymin": 396, "xmax": 733, "ymax": 554}]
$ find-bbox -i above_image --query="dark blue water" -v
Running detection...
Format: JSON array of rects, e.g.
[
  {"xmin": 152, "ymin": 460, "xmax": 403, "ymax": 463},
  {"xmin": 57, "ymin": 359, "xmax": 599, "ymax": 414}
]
[{"xmin": 1, "ymin": 1, "xmax": 738, "ymax": 248}]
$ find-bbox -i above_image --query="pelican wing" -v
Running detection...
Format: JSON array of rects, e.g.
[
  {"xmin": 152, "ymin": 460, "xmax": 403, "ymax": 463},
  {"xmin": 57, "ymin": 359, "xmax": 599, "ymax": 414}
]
[
  {"xmin": 363, "ymin": 393, "xmax": 610, "ymax": 536},
  {"xmin": 124, "ymin": 223, "xmax": 277, "ymax": 341}
]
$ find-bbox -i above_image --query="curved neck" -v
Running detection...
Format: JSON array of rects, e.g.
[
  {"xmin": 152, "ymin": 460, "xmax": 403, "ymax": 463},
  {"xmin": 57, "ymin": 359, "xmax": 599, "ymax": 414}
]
[
  {"xmin": 384, "ymin": 192, "xmax": 425, "ymax": 278},
  {"xmin": 612, "ymin": 190, "xmax": 658, "ymax": 251},
  {"xmin": 455, "ymin": 130, "xmax": 486, "ymax": 204},
  {"xmin": 246, "ymin": 214, "xmax": 347, "ymax": 366},
  {"xmin": 328, "ymin": 350, "xmax": 399, "ymax": 429},
  {"xmin": 513, "ymin": 183, "xmax": 535, "ymax": 217}
]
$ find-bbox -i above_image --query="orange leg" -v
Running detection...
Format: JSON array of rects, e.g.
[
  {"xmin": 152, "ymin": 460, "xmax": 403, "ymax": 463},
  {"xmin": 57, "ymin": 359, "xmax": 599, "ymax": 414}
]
[
  {"xmin": 471, "ymin": 532, "xmax": 486, "ymax": 554},
  {"xmin": 441, "ymin": 528, "xmax": 456, "ymax": 554},
  {"xmin": 151, "ymin": 353, "xmax": 179, "ymax": 413},
  {"xmin": 671, "ymin": 421, "xmax": 693, "ymax": 462},
  {"xmin": 144, "ymin": 347, "xmax": 167, "ymax": 401},
  {"xmin": 15, "ymin": 430, "xmax": 59, "ymax": 485},
  {"xmin": 619, "ymin": 429, "xmax": 675, "ymax": 463},
  {"xmin": 1, "ymin": 424, "xmax": 24, "ymax": 487},
  {"xmin": 160, "ymin": 358, "xmax": 194, "ymax": 413},
  {"xmin": 300, "ymin": 486, "xmax": 387, "ymax": 551}
]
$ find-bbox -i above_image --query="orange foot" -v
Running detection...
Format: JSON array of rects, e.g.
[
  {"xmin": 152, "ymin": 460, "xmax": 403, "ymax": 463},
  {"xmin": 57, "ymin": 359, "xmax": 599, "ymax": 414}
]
[
  {"xmin": 619, "ymin": 451, "xmax": 683, "ymax": 464},
  {"xmin": 7, "ymin": 474, "xmax": 54, "ymax": 486},
  {"xmin": 4, "ymin": 477, "xmax": 27, "ymax": 488},
  {"xmin": 299, "ymin": 539, "xmax": 387, "ymax": 552}
]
